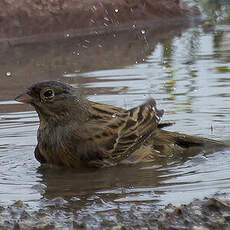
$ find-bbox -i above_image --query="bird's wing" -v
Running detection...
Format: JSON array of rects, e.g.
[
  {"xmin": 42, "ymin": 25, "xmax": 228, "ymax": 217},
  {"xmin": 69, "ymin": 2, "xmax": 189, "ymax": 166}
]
[{"xmin": 82, "ymin": 99, "xmax": 164, "ymax": 163}]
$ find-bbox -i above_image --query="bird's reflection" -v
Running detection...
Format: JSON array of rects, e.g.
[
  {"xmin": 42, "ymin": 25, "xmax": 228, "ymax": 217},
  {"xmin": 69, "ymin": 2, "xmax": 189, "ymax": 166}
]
[
  {"xmin": 36, "ymin": 148, "xmax": 203, "ymax": 204},
  {"xmin": 37, "ymin": 161, "xmax": 171, "ymax": 203},
  {"xmin": 36, "ymin": 142, "xmax": 227, "ymax": 206}
]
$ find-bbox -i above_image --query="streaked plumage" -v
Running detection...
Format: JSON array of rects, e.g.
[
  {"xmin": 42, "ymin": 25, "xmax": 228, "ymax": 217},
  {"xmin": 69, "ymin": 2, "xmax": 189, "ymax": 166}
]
[{"xmin": 15, "ymin": 81, "xmax": 226, "ymax": 168}]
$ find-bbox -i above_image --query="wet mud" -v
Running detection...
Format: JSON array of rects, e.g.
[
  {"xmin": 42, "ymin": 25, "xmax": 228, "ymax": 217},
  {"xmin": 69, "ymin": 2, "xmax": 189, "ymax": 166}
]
[
  {"xmin": 0, "ymin": 0, "xmax": 200, "ymax": 45},
  {"xmin": 0, "ymin": 197, "xmax": 229, "ymax": 229}
]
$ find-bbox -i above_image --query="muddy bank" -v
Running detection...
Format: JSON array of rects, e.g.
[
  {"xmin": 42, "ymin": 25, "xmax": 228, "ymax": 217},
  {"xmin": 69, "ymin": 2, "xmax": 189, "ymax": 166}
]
[
  {"xmin": 0, "ymin": 197, "xmax": 229, "ymax": 229},
  {"xmin": 0, "ymin": 0, "xmax": 200, "ymax": 45}
]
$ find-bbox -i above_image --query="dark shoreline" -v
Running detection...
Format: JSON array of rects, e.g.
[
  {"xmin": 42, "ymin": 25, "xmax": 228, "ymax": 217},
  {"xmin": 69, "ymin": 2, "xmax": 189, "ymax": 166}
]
[
  {"xmin": 1, "ymin": 197, "xmax": 229, "ymax": 229},
  {"xmin": 0, "ymin": 0, "xmax": 200, "ymax": 45}
]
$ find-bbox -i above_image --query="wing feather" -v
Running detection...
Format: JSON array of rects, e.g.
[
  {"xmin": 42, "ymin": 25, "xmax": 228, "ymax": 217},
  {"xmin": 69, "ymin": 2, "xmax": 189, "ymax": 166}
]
[{"xmin": 83, "ymin": 99, "xmax": 163, "ymax": 163}]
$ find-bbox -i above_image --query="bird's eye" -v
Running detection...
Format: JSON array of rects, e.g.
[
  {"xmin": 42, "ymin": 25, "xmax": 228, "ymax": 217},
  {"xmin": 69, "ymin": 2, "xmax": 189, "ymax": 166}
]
[
  {"xmin": 44, "ymin": 89, "xmax": 54, "ymax": 98},
  {"xmin": 40, "ymin": 88, "xmax": 55, "ymax": 102}
]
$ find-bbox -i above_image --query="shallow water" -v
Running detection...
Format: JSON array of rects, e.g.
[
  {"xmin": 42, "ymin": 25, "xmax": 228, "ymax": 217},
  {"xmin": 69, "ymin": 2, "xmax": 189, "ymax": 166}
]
[{"xmin": 1, "ymin": 0, "xmax": 230, "ymax": 217}]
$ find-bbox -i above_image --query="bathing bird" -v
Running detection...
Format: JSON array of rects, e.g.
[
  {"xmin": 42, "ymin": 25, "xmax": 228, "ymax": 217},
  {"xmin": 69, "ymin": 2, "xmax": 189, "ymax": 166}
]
[{"xmin": 15, "ymin": 81, "xmax": 226, "ymax": 168}]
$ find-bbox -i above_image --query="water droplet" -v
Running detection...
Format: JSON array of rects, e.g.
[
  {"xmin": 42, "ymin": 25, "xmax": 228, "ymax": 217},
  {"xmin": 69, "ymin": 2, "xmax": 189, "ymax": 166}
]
[
  {"xmin": 5, "ymin": 72, "xmax": 12, "ymax": 77},
  {"xmin": 112, "ymin": 114, "xmax": 117, "ymax": 118},
  {"xmin": 155, "ymin": 114, "xmax": 160, "ymax": 120},
  {"xmin": 70, "ymin": 197, "xmax": 81, "ymax": 201},
  {"xmin": 132, "ymin": 24, "xmax": 136, "ymax": 28},
  {"xmin": 104, "ymin": 17, "xmax": 109, "ymax": 21},
  {"xmin": 98, "ymin": 44, "xmax": 102, "ymax": 48},
  {"xmin": 90, "ymin": 19, "xmax": 95, "ymax": 23},
  {"xmin": 200, "ymin": 155, "xmax": 208, "ymax": 160},
  {"xmin": 114, "ymin": 8, "xmax": 119, "ymax": 13},
  {"xmin": 141, "ymin": 29, "xmax": 146, "ymax": 34},
  {"xmin": 77, "ymin": 52, "xmax": 80, "ymax": 56},
  {"xmin": 65, "ymin": 33, "xmax": 70, "ymax": 38},
  {"xmin": 72, "ymin": 51, "xmax": 76, "ymax": 55}
]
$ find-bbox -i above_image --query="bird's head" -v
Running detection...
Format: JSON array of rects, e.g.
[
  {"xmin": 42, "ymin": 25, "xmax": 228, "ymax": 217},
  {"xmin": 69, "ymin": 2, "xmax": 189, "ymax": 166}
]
[{"xmin": 15, "ymin": 81, "xmax": 87, "ymax": 124}]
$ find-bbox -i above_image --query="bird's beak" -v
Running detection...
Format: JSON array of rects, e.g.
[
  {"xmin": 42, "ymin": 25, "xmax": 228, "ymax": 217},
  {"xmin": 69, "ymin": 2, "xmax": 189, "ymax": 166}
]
[{"xmin": 15, "ymin": 92, "xmax": 33, "ymax": 104}]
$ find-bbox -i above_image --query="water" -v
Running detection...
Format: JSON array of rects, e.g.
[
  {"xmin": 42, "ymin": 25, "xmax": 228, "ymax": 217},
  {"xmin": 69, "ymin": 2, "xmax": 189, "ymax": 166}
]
[{"xmin": 0, "ymin": 0, "xmax": 230, "ymax": 215}]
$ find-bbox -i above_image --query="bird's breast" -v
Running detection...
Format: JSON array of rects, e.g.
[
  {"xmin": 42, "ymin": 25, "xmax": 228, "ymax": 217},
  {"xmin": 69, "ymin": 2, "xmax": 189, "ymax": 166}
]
[{"xmin": 37, "ymin": 125, "xmax": 82, "ymax": 167}]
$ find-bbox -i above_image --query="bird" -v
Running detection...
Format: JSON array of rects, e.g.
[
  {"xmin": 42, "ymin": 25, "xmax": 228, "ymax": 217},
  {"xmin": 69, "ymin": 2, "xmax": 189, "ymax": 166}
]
[{"xmin": 15, "ymin": 80, "xmax": 227, "ymax": 168}]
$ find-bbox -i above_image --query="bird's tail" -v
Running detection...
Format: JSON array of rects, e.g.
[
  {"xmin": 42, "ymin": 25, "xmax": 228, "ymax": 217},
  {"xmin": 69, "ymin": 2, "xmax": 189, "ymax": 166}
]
[{"xmin": 152, "ymin": 129, "xmax": 228, "ymax": 157}]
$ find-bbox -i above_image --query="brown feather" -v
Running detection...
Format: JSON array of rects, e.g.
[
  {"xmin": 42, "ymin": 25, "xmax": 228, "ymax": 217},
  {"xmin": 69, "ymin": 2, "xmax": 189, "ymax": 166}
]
[{"xmin": 15, "ymin": 81, "xmax": 228, "ymax": 168}]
